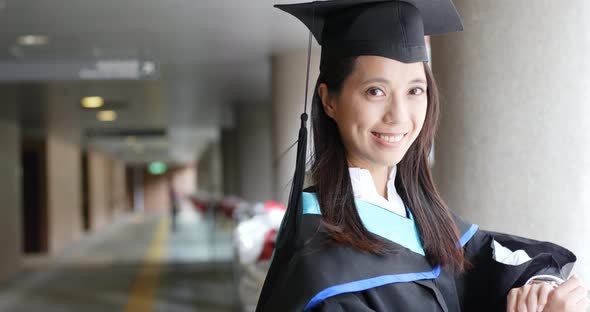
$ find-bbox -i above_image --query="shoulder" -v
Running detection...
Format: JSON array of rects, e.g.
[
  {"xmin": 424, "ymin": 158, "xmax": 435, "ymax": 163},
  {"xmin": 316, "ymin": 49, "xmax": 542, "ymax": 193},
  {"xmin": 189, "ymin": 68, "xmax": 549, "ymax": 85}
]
[
  {"xmin": 285, "ymin": 215, "xmax": 440, "ymax": 311},
  {"xmin": 285, "ymin": 239, "xmax": 439, "ymax": 311},
  {"xmin": 447, "ymin": 208, "xmax": 480, "ymax": 247}
]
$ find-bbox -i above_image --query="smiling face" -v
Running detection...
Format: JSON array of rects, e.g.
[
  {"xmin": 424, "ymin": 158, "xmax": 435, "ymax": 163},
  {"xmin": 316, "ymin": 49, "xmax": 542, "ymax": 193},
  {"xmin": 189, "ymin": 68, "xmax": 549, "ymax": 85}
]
[{"xmin": 318, "ymin": 56, "xmax": 428, "ymax": 170}]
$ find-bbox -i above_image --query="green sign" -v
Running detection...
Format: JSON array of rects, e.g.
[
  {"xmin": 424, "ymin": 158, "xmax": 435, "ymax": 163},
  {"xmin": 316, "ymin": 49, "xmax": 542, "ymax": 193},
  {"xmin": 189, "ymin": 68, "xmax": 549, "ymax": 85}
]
[{"xmin": 148, "ymin": 162, "xmax": 167, "ymax": 175}]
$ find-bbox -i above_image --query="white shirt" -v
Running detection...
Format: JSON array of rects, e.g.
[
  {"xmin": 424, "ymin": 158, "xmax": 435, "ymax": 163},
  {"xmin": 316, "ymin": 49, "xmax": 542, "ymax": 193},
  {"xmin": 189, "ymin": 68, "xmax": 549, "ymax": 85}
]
[{"xmin": 348, "ymin": 166, "xmax": 407, "ymax": 218}]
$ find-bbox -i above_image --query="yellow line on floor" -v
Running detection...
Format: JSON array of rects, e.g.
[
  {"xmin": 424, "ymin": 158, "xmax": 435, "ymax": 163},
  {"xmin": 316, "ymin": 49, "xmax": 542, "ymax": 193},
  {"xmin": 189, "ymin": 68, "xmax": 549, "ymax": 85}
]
[{"xmin": 124, "ymin": 217, "xmax": 169, "ymax": 312}]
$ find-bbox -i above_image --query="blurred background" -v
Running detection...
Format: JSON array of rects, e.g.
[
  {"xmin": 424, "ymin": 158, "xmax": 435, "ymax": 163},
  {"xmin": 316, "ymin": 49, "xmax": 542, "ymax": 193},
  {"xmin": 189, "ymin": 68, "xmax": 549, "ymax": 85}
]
[{"xmin": 0, "ymin": 0, "xmax": 588, "ymax": 311}]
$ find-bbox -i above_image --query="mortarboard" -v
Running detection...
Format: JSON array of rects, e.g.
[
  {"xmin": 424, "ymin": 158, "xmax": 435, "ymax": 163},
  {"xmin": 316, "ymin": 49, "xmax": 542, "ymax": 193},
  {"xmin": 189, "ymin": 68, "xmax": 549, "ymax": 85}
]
[{"xmin": 275, "ymin": 0, "xmax": 463, "ymax": 70}]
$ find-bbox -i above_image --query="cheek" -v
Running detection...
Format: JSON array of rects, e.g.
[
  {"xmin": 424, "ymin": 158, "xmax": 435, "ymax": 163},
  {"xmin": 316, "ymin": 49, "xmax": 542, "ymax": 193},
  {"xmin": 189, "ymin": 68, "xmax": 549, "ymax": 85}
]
[
  {"xmin": 347, "ymin": 98, "xmax": 383, "ymax": 128},
  {"xmin": 332, "ymin": 103, "xmax": 376, "ymax": 155},
  {"xmin": 335, "ymin": 99, "xmax": 373, "ymax": 133},
  {"xmin": 347, "ymin": 109, "xmax": 374, "ymax": 132}
]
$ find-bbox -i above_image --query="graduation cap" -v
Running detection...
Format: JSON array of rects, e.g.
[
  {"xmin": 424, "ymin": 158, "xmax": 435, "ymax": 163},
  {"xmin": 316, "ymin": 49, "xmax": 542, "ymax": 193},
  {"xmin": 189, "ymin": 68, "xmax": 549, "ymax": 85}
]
[
  {"xmin": 257, "ymin": 1, "xmax": 462, "ymax": 309},
  {"xmin": 276, "ymin": 0, "xmax": 464, "ymax": 70}
]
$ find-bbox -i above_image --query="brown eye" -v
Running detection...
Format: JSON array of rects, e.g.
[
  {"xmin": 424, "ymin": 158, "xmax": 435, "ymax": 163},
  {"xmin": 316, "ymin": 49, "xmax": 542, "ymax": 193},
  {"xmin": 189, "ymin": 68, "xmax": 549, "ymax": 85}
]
[
  {"xmin": 367, "ymin": 87, "xmax": 385, "ymax": 97},
  {"xmin": 410, "ymin": 87, "xmax": 426, "ymax": 96}
]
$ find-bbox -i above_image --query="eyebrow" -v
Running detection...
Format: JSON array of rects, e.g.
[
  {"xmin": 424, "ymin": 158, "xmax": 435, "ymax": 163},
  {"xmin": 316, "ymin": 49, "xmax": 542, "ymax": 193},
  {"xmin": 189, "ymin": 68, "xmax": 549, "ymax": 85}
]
[
  {"xmin": 361, "ymin": 77, "xmax": 427, "ymax": 85},
  {"xmin": 410, "ymin": 78, "xmax": 427, "ymax": 84}
]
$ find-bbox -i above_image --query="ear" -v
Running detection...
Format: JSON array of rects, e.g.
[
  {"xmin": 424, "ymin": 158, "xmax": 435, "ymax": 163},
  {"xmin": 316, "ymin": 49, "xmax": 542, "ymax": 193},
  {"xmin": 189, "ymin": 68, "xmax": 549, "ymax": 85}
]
[{"xmin": 318, "ymin": 83, "xmax": 337, "ymax": 120}]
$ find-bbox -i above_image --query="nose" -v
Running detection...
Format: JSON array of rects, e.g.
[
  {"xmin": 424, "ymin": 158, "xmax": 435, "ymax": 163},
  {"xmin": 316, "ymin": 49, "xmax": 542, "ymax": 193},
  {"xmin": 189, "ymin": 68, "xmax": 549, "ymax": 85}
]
[{"xmin": 383, "ymin": 93, "xmax": 410, "ymax": 124}]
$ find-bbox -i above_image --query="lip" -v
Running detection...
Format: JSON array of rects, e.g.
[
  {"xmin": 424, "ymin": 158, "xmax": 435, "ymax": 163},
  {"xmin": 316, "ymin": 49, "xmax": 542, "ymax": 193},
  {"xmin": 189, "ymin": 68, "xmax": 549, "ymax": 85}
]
[
  {"xmin": 372, "ymin": 132, "xmax": 406, "ymax": 136},
  {"xmin": 371, "ymin": 131, "xmax": 406, "ymax": 147}
]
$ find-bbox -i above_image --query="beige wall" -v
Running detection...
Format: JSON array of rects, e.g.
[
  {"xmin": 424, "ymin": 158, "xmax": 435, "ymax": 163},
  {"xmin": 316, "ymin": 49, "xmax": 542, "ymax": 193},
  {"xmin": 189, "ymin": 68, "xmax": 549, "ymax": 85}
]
[
  {"xmin": 171, "ymin": 165, "xmax": 196, "ymax": 196},
  {"xmin": 87, "ymin": 151, "xmax": 128, "ymax": 230},
  {"xmin": 221, "ymin": 129, "xmax": 240, "ymax": 196},
  {"xmin": 111, "ymin": 160, "xmax": 127, "ymax": 217},
  {"xmin": 144, "ymin": 172, "xmax": 170, "ymax": 213},
  {"xmin": 87, "ymin": 151, "xmax": 110, "ymax": 231},
  {"xmin": 197, "ymin": 142, "xmax": 223, "ymax": 196},
  {"xmin": 0, "ymin": 98, "xmax": 21, "ymax": 281},
  {"xmin": 143, "ymin": 166, "xmax": 196, "ymax": 212},
  {"xmin": 46, "ymin": 135, "xmax": 82, "ymax": 253}
]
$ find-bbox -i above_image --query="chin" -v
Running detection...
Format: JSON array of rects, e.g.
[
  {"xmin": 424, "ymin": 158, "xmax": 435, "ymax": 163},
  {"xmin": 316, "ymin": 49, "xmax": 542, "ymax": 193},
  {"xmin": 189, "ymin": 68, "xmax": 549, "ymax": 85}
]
[
  {"xmin": 368, "ymin": 147, "xmax": 410, "ymax": 165},
  {"xmin": 373, "ymin": 157, "xmax": 402, "ymax": 167}
]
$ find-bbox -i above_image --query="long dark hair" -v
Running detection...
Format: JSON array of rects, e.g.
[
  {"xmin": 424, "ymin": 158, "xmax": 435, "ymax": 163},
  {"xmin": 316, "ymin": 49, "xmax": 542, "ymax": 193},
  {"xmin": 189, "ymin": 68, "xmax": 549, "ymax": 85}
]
[{"xmin": 310, "ymin": 57, "xmax": 465, "ymax": 272}]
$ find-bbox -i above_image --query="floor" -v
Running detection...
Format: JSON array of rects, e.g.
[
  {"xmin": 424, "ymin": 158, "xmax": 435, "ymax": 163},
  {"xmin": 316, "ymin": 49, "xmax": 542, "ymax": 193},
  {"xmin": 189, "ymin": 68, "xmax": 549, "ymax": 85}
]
[{"xmin": 0, "ymin": 209, "xmax": 238, "ymax": 312}]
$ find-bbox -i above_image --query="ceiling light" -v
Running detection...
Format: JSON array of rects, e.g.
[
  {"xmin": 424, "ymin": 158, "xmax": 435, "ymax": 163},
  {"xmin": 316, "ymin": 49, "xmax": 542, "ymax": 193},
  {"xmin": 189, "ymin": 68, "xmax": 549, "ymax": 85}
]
[
  {"xmin": 17, "ymin": 35, "xmax": 49, "ymax": 46},
  {"xmin": 81, "ymin": 96, "xmax": 104, "ymax": 108},
  {"xmin": 97, "ymin": 110, "xmax": 117, "ymax": 122}
]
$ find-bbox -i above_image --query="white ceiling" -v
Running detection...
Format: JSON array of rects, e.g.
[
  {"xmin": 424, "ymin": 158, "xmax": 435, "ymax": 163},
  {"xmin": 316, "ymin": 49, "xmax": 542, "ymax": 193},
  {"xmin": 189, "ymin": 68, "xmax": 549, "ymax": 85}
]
[
  {"xmin": 0, "ymin": 0, "xmax": 312, "ymax": 164},
  {"xmin": 0, "ymin": 0, "xmax": 307, "ymax": 63}
]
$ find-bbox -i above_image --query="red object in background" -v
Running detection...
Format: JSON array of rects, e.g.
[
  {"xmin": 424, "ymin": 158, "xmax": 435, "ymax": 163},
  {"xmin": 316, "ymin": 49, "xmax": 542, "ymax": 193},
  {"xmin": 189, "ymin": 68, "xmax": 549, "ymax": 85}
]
[
  {"xmin": 219, "ymin": 199, "xmax": 236, "ymax": 218},
  {"xmin": 264, "ymin": 201, "xmax": 286, "ymax": 212},
  {"xmin": 188, "ymin": 195, "xmax": 208, "ymax": 214},
  {"xmin": 256, "ymin": 202, "xmax": 284, "ymax": 261},
  {"xmin": 257, "ymin": 229, "xmax": 278, "ymax": 262}
]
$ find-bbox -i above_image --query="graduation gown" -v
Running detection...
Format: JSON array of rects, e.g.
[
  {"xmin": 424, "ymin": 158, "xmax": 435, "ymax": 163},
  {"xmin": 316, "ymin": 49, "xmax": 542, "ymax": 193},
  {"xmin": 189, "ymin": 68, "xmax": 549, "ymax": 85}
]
[{"xmin": 256, "ymin": 192, "xmax": 576, "ymax": 312}]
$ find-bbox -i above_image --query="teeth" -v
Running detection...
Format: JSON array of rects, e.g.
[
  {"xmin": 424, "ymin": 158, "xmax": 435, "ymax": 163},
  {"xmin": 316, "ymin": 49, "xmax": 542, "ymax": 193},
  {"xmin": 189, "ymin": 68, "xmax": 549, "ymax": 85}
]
[{"xmin": 375, "ymin": 133, "xmax": 404, "ymax": 143}]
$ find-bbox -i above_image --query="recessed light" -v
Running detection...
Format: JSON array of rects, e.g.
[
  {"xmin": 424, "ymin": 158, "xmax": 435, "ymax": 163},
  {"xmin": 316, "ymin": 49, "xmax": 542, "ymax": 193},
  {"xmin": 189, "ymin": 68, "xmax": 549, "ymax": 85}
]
[
  {"xmin": 17, "ymin": 35, "xmax": 49, "ymax": 46},
  {"xmin": 97, "ymin": 110, "xmax": 117, "ymax": 122},
  {"xmin": 141, "ymin": 61, "xmax": 156, "ymax": 75},
  {"xmin": 81, "ymin": 96, "xmax": 104, "ymax": 108}
]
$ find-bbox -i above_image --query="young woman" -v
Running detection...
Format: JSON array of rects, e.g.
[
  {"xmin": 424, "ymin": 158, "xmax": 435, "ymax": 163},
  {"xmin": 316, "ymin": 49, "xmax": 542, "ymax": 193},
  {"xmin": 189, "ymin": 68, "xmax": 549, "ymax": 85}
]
[{"xmin": 257, "ymin": 1, "xmax": 587, "ymax": 311}]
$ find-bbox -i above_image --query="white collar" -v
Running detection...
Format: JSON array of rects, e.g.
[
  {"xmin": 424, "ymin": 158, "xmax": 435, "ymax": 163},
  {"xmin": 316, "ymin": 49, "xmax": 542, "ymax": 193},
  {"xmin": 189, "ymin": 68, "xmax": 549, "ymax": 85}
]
[{"xmin": 348, "ymin": 166, "xmax": 407, "ymax": 217}]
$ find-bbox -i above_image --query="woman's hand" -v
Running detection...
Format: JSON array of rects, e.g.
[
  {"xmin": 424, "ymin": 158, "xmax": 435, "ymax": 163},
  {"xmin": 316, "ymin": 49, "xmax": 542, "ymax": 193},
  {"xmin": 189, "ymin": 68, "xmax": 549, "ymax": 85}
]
[
  {"xmin": 542, "ymin": 275, "xmax": 589, "ymax": 312},
  {"xmin": 506, "ymin": 275, "xmax": 589, "ymax": 312},
  {"xmin": 507, "ymin": 281, "xmax": 554, "ymax": 312}
]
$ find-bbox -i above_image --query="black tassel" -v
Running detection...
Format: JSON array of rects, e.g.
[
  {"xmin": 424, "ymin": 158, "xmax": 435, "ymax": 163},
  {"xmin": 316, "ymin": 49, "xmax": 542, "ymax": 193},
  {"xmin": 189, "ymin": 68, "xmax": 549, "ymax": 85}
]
[
  {"xmin": 255, "ymin": 113, "xmax": 308, "ymax": 312},
  {"xmin": 275, "ymin": 112, "xmax": 308, "ymax": 251}
]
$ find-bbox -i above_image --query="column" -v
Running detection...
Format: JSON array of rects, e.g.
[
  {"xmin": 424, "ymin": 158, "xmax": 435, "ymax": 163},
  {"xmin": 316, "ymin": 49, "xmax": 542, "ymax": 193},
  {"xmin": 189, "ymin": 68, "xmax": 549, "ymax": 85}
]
[
  {"xmin": 271, "ymin": 49, "xmax": 320, "ymax": 204},
  {"xmin": 431, "ymin": 1, "xmax": 590, "ymax": 280},
  {"xmin": 0, "ymin": 88, "xmax": 21, "ymax": 281}
]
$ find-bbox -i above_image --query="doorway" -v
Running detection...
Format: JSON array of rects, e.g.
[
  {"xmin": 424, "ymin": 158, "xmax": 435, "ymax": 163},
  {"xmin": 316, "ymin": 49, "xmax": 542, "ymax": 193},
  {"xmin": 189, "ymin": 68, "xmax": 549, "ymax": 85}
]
[{"xmin": 21, "ymin": 140, "xmax": 48, "ymax": 254}]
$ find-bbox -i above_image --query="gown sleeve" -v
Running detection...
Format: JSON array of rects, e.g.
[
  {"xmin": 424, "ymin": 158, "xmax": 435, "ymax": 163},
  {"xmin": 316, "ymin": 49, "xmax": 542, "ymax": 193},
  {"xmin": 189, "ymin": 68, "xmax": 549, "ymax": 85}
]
[{"xmin": 455, "ymin": 214, "xmax": 577, "ymax": 311}]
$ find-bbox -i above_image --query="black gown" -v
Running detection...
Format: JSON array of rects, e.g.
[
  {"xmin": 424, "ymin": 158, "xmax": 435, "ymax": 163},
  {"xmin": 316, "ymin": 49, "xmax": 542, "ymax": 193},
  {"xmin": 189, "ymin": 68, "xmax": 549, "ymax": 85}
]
[{"xmin": 256, "ymin": 191, "xmax": 576, "ymax": 312}]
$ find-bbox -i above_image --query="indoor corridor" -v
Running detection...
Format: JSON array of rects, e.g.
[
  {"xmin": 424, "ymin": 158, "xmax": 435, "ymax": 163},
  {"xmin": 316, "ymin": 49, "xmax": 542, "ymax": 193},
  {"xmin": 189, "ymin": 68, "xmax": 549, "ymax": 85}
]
[
  {"xmin": 0, "ymin": 208, "xmax": 237, "ymax": 312},
  {"xmin": 0, "ymin": 1, "xmax": 589, "ymax": 311}
]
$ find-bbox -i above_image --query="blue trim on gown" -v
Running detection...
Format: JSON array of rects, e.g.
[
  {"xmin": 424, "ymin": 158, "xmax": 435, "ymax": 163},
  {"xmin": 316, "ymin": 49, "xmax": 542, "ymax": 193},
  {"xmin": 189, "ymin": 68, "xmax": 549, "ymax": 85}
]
[{"xmin": 301, "ymin": 192, "xmax": 479, "ymax": 311}]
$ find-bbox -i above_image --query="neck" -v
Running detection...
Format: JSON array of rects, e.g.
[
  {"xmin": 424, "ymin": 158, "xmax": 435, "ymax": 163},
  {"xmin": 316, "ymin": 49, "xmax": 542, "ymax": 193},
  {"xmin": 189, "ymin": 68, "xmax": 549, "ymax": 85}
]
[
  {"xmin": 371, "ymin": 167, "xmax": 390, "ymax": 199},
  {"xmin": 347, "ymin": 157, "xmax": 390, "ymax": 199}
]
